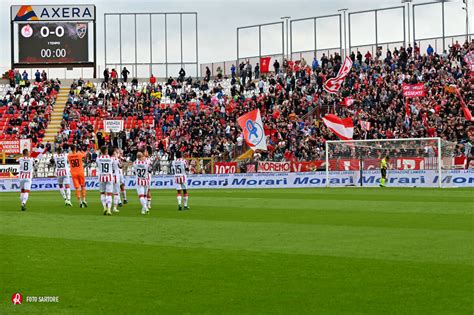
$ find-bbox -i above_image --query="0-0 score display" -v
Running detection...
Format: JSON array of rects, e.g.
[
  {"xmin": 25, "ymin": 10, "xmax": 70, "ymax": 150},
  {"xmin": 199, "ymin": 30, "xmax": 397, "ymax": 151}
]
[{"xmin": 17, "ymin": 22, "xmax": 89, "ymax": 64}]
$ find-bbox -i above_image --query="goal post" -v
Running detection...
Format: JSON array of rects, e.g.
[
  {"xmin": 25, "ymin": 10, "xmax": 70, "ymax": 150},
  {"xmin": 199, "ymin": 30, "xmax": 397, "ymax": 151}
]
[{"xmin": 325, "ymin": 137, "xmax": 456, "ymax": 188}]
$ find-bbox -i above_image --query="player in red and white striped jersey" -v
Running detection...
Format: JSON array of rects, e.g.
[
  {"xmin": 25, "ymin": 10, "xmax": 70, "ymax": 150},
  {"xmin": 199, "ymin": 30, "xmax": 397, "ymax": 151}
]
[
  {"xmin": 52, "ymin": 147, "xmax": 72, "ymax": 206},
  {"xmin": 143, "ymin": 150, "xmax": 153, "ymax": 209},
  {"xmin": 171, "ymin": 151, "xmax": 189, "ymax": 210},
  {"xmin": 134, "ymin": 152, "xmax": 151, "ymax": 214},
  {"xmin": 117, "ymin": 149, "xmax": 128, "ymax": 205},
  {"xmin": 109, "ymin": 147, "xmax": 122, "ymax": 213},
  {"xmin": 17, "ymin": 149, "xmax": 35, "ymax": 211},
  {"xmin": 96, "ymin": 146, "xmax": 114, "ymax": 215}
]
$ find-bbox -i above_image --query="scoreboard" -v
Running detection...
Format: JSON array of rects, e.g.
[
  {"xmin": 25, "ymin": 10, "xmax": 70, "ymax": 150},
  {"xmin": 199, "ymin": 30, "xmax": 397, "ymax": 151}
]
[
  {"xmin": 18, "ymin": 22, "xmax": 89, "ymax": 64},
  {"xmin": 11, "ymin": 5, "xmax": 96, "ymax": 73}
]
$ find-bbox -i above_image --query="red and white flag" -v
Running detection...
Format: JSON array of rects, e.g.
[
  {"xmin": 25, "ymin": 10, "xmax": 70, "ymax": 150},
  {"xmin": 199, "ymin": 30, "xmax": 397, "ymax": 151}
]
[
  {"xmin": 464, "ymin": 50, "xmax": 474, "ymax": 71},
  {"xmin": 260, "ymin": 57, "xmax": 271, "ymax": 73},
  {"xmin": 336, "ymin": 56, "xmax": 353, "ymax": 78},
  {"xmin": 360, "ymin": 120, "xmax": 371, "ymax": 131},
  {"xmin": 340, "ymin": 97, "xmax": 354, "ymax": 107},
  {"xmin": 237, "ymin": 109, "xmax": 267, "ymax": 151},
  {"xmin": 323, "ymin": 56, "xmax": 353, "ymax": 94},
  {"xmin": 322, "ymin": 114, "xmax": 354, "ymax": 140},
  {"xmin": 30, "ymin": 146, "xmax": 47, "ymax": 158}
]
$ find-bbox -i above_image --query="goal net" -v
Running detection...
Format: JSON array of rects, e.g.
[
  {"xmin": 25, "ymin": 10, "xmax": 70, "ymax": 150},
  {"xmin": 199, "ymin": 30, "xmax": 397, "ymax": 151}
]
[{"xmin": 325, "ymin": 138, "xmax": 457, "ymax": 188}]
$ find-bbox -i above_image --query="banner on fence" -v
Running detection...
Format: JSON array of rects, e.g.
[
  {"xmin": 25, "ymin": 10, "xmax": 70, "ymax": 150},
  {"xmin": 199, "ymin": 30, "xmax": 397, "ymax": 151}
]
[
  {"xmin": 104, "ymin": 120, "xmax": 124, "ymax": 132},
  {"xmin": 0, "ymin": 139, "xmax": 31, "ymax": 154},
  {"xmin": 0, "ymin": 165, "xmax": 19, "ymax": 178},
  {"xmin": 1, "ymin": 170, "xmax": 472, "ymax": 192},
  {"xmin": 214, "ymin": 162, "xmax": 237, "ymax": 174},
  {"xmin": 258, "ymin": 161, "xmax": 291, "ymax": 173},
  {"xmin": 291, "ymin": 161, "xmax": 325, "ymax": 172}
]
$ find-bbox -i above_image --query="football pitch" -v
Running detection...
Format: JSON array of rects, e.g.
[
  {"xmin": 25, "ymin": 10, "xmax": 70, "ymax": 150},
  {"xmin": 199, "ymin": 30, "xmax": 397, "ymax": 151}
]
[{"xmin": 0, "ymin": 188, "xmax": 472, "ymax": 314}]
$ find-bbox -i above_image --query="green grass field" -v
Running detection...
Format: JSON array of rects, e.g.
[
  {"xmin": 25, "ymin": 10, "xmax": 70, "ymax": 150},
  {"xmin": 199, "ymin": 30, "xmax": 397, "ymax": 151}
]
[{"xmin": 0, "ymin": 188, "xmax": 473, "ymax": 314}]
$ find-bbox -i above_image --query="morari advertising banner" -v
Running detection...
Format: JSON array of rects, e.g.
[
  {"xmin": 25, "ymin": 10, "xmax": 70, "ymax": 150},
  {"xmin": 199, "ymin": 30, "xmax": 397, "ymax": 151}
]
[{"xmin": 0, "ymin": 170, "xmax": 472, "ymax": 192}]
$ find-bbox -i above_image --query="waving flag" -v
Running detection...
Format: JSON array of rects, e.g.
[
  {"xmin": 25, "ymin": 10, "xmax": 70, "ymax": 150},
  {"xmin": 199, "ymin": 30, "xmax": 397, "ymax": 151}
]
[
  {"xmin": 30, "ymin": 146, "xmax": 47, "ymax": 158},
  {"xmin": 455, "ymin": 89, "xmax": 474, "ymax": 122},
  {"xmin": 322, "ymin": 114, "xmax": 354, "ymax": 140},
  {"xmin": 340, "ymin": 97, "xmax": 354, "ymax": 107},
  {"xmin": 237, "ymin": 109, "xmax": 267, "ymax": 151},
  {"xmin": 260, "ymin": 57, "xmax": 271, "ymax": 73},
  {"xmin": 464, "ymin": 50, "xmax": 474, "ymax": 71},
  {"xmin": 323, "ymin": 56, "xmax": 353, "ymax": 94},
  {"xmin": 360, "ymin": 120, "xmax": 371, "ymax": 131}
]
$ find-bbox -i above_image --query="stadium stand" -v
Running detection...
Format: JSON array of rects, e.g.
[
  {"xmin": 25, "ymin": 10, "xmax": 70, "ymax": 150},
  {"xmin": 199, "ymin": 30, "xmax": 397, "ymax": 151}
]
[
  {"xmin": 0, "ymin": 73, "xmax": 61, "ymax": 146},
  {"xmin": 3, "ymin": 40, "xmax": 473, "ymax": 174}
]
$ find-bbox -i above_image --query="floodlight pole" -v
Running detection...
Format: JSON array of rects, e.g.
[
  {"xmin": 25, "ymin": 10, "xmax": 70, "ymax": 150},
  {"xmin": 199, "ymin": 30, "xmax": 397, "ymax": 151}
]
[
  {"xmin": 281, "ymin": 16, "xmax": 291, "ymax": 60},
  {"xmin": 338, "ymin": 8, "xmax": 348, "ymax": 56},
  {"xmin": 402, "ymin": 0, "xmax": 413, "ymax": 46}
]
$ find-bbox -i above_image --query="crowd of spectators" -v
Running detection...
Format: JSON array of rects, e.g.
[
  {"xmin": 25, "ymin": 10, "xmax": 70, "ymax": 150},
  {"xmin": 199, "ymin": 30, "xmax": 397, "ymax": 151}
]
[
  {"xmin": 51, "ymin": 39, "xmax": 474, "ymax": 166},
  {"xmin": 1, "ymin": 71, "xmax": 59, "ymax": 145}
]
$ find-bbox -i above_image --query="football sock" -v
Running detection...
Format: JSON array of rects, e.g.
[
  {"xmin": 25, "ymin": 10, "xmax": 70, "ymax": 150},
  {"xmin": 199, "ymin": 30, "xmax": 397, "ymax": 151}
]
[
  {"xmin": 177, "ymin": 194, "xmax": 182, "ymax": 206},
  {"xmin": 76, "ymin": 190, "xmax": 81, "ymax": 201},
  {"xmin": 106, "ymin": 195, "xmax": 112, "ymax": 210},
  {"xmin": 23, "ymin": 192, "xmax": 29, "ymax": 204},
  {"xmin": 140, "ymin": 197, "xmax": 147, "ymax": 210},
  {"xmin": 60, "ymin": 188, "xmax": 66, "ymax": 200},
  {"xmin": 66, "ymin": 188, "xmax": 71, "ymax": 201},
  {"xmin": 381, "ymin": 178, "xmax": 385, "ymax": 185},
  {"xmin": 100, "ymin": 194, "xmax": 106, "ymax": 208},
  {"xmin": 114, "ymin": 194, "xmax": 120, "ymax": 207},
  {"xmin": 121, "ymin": 189, "xmax": 127, "ymax": 200},
  {"xmin": 183, "ymin": 194, "xmax": 188, "ymax": 207}
]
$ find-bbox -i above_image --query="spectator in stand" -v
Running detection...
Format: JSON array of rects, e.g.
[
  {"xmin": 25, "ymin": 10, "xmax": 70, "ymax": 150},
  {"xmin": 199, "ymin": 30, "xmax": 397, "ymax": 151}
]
[
  {"xmin": 41, "ymin": 70, "xmax": 47, "ymax": 82},
  {"xmin": 364, "ymin": 51, "xmax": 372, "ymax": 63},
  {"xmin": 216, "ymin": 66, "xmax": 223, "ymax": 80},
  {"xmin": 231, "ymin": 64, "xmax": 236, "ymax": 78},
  {"xmin": 14, "ymin": 70, "xmax": 21, "ymax": 85},
  {"xmin": 103, "ymin": 68, "xmax": 109, "ymax": 82},
  {"xmin": 273, "ymin": 59, "xmax": 280, "ymax": 73},
  {"xmin": 427, "ymin": 44, "xmax": 434, "ymax": 56},
  {"xmin": 178, "ymin": 68, "xmax": 186, "ymax": 82},
  {"xmin": 246, "ymin": 61, "xmax": 252, "ymax": 80},
  {"xmin": 241, "ymin": 64, "xmax": 247, "ymax": 86},
  {"xmin": 35, "ymin": 70, "xmax": 41, "ymax": 83},
  {"xmin": 205, "ymin": 67, "xmax": 211, "ymax": 81},
  {"xmin": 121, "ymin": 67, "xmax": 130, "ymax": 83},
  {"xmin": 312, "ymin": 57, "xmax": 319, "ymax": 71},
  {"xmin": 254, "ymin": 63, "xmax": 260, "ymax": 79},
  {"xmin": 8, "ymin": 69, "xmax": 14, "ymax": 87},
  {"xmin": 111, "ymin": 69, "xmax": 118, "ymax": 84},
  {"xmin": 150, "ymin": 74, "xmax": 156, "ymax": 85},
  {"xmin": 239, "ymin": 62, "xmax": 245, "ymax": 75},
  {"xmin": 22, "ymin": 71, "xmax": 29, "ymax": 81}
]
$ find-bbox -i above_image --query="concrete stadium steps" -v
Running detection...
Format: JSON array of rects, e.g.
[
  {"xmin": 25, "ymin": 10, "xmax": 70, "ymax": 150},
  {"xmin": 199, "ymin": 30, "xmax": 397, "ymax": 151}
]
[{"xmin": 43, "ymin": 86, "xmax": 69, "ymax": 143}]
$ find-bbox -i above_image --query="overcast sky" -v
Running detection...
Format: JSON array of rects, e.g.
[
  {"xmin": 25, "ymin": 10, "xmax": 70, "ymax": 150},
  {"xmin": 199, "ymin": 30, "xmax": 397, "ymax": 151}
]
[{"xmin": 0, "ymin": 0, "xmax": 472, "ymax": 76}]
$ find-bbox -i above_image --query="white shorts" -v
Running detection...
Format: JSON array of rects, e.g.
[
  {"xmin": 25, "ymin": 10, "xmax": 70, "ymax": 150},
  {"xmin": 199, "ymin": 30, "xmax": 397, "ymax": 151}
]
[
  {"xmin": 57, "ymin": 176, "xmax": 70, "ymax": 186},
  {"xmin": 174, "ymin": 175, "xmax": 188, "ymax": 191},
  {"xmin": 99, "ymin": 181, "xmax": 113, "ymax": 193},
  {"xmin": 136, "ymin": 185, "xmax": 148, "ymax": 196},
  {"xmin": 113, "ymin": 182, "xmax": 120, "ymax": 194},
  {"xmin": 120, "ymin": 174, "xmax": 125, "ymax": 185},
  {"xmin": 20, "ymin": 179, "xmax": 32, "ymax": 191}
]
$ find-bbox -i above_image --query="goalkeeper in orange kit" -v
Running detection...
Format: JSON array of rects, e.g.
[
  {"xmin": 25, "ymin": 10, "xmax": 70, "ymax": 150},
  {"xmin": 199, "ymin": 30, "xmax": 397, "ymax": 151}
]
[{"xmin": 68, "ymin": 144, "xmax": 88, "ymax": 207}]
